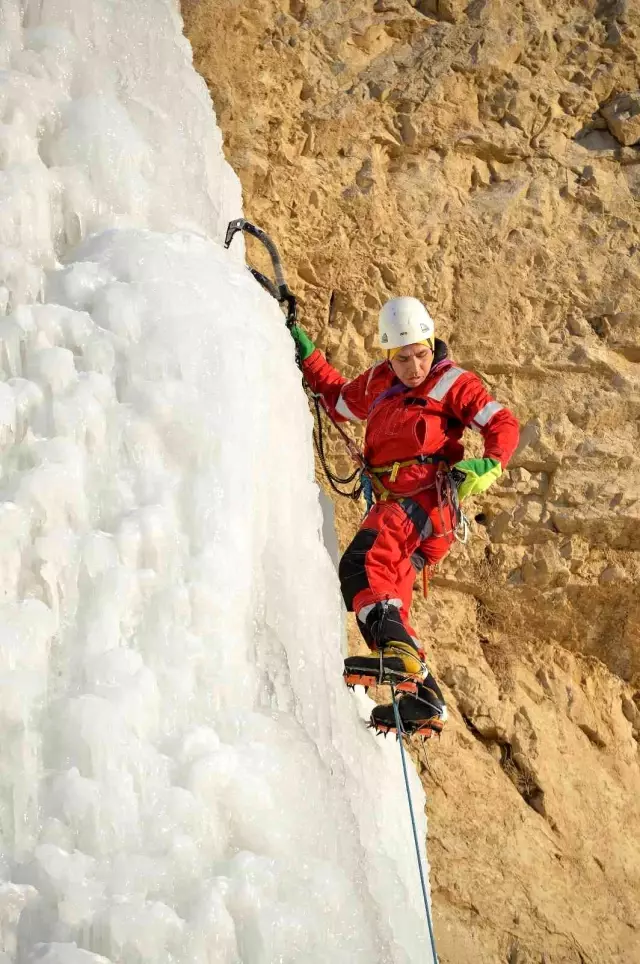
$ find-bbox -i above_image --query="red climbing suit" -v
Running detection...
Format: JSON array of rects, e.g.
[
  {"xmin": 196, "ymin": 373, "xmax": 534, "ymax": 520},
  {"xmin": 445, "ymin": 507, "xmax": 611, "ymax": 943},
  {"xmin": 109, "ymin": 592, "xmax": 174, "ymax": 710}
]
[{"xmin": 303, "ymin": 342, "xmax": 520, "ymax": 657}]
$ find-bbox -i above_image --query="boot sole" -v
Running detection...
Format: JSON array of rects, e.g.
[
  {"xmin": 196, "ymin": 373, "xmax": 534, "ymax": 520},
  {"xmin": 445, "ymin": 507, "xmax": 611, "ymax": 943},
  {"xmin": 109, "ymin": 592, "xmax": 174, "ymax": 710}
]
[{"xmin": 343, "ymin": 669, "xmax": 419, "ymax": 694}]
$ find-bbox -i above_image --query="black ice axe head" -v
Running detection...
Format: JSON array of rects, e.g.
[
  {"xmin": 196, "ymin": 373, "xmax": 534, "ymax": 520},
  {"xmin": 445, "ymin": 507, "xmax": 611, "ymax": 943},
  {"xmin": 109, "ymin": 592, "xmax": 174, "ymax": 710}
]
[{"xmin": 225, "ymin": 218, "xmax": 297, "ymax": 328}]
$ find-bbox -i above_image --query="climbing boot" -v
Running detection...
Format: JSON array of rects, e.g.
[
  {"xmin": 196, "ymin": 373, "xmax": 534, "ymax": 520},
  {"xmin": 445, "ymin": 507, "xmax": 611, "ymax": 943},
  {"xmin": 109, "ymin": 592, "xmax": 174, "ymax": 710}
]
[
  {"xmin": 343, "ymin": 641, "xmax": 425, "ymax": 694},
  {"xmin": 369, "ymin": 673, "xmax": 447, "ymax": 737}
]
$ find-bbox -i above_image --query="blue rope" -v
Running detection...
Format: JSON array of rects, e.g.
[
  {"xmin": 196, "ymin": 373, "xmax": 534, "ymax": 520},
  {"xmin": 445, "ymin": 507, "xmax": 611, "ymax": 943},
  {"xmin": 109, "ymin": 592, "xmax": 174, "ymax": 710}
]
[{"xmin": 391, "ymin": 684, "xmax": 439, "ymax": 963}]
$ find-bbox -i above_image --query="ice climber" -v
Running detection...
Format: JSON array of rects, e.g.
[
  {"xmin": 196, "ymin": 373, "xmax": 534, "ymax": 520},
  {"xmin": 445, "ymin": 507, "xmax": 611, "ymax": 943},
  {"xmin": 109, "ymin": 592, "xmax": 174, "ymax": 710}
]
[{"xmin": 291, "ymin": 296, "xmax": 520, "ymax": 737}]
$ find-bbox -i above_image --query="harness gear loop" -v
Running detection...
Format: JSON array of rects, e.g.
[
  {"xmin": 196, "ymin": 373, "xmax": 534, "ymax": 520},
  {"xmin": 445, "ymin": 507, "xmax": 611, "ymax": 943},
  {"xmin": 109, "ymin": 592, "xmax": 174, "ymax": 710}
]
[{"xmin": 444, "ymin": 470, "xmax": 470, "ymax": 544}]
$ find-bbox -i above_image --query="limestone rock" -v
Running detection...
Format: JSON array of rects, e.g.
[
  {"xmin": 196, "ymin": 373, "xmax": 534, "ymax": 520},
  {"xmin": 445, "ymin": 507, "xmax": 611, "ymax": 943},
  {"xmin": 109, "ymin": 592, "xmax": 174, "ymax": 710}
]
[
  {"xmin": 413, "ymin": 0, "xmax": 466, "ymax": 23},
  {"xmin": 601, "ymin": 90, "xmax": 640, "ymax": 145}
]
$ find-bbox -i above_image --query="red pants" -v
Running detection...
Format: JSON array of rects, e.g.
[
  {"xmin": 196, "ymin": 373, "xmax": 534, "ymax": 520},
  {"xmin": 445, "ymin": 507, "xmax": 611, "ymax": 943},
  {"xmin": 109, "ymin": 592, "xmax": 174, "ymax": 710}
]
[{"xmin": 338, "ymin": 493, "xmax": 456, "ymax": 659}]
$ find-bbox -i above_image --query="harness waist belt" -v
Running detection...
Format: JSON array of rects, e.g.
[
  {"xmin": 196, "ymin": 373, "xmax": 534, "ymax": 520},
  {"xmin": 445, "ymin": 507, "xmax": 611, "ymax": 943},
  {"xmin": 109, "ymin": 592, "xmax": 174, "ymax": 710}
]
[{"xmin": 369, "ymin": 455, "xmax": 448, "ymax": 484}]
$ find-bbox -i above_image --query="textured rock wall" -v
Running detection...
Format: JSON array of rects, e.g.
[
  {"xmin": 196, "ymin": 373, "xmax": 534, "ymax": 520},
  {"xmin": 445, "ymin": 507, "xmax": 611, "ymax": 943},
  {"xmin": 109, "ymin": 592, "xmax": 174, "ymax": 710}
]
[{"xmin": 182, "ymin": 2, "xmax": 640, "ymax": 961}]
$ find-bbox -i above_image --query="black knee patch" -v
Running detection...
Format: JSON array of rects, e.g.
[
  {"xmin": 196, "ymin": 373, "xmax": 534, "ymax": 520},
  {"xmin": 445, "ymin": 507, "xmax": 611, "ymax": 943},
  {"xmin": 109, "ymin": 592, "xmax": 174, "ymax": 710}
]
[
  {"xmin": 410, "ymin": 549, "xmax": 426, "ymax": 573},
  {"xmin": 338, "ymin": 528, "xmax": 378, "ymax": 612},
  {"xmin": 365, "ymin": 602, "xmax": 415, "ymax": 649}
]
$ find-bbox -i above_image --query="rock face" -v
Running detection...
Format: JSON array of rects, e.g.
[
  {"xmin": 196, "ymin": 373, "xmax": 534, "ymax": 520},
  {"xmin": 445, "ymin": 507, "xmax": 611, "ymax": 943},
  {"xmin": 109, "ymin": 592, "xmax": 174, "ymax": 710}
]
[
  {"xmin": 182, "ymin": 2, "xmax": 640, "ymax": 961},
  {"xmin": 602, "ymin": 90, "xmax": 640, "ymax": 144}
]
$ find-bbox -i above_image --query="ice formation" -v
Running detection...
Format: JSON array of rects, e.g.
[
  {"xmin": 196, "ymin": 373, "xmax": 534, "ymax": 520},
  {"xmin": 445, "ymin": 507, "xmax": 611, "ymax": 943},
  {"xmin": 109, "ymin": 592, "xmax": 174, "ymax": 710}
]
[{"xmin": 0, "ymin": 1, "xmax": 434, "ymax": 961}]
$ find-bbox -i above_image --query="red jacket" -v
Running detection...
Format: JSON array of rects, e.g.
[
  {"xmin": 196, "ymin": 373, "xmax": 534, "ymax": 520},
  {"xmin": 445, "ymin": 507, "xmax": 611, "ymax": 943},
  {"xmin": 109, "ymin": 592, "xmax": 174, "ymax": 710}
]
[{"xmin": 303, "ymin": 341, "xmax": 520, "ymax": 497}]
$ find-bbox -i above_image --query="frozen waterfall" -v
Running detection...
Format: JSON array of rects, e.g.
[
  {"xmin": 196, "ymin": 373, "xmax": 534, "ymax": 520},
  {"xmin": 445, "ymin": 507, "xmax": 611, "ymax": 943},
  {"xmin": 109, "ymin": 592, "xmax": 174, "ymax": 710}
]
[{"xmin": 0, "ymin": 2, "xmax": 434, "ymax": 961}]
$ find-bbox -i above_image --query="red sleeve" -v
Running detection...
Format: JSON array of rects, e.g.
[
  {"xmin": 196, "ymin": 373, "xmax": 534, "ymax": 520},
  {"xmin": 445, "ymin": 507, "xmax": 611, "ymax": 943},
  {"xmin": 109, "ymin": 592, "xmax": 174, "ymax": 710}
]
[
  {"xmin": 445, "ymin": 371, "xmax": 520, "ymax": 469},
  {"xmin": 302, "ymin": 349, "xmax": 372, "ymax": 423}
]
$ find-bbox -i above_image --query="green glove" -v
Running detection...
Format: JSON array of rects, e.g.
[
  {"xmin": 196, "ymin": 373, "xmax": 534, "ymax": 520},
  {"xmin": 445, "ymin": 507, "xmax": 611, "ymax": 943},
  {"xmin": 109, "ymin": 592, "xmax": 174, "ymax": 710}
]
[
  {"xmin": 290, "ymin": 324, "xmax": 316, "ymax": 361},
  {"xmin": 453, "ymin": 458, "xmax": 502, "ymax": 501}
]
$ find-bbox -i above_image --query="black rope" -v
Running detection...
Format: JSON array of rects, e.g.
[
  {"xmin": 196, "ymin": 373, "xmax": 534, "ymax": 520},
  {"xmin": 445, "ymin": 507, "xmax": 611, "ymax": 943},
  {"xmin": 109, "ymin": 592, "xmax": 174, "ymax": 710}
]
[{"xmin": 310, "ymin": 392, "xmax": 363, "ymax": 499}]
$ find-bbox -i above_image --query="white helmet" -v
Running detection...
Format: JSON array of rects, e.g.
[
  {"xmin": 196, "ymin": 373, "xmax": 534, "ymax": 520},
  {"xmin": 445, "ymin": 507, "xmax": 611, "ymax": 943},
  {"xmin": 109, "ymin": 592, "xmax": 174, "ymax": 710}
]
[{"xmin": 378, "ymin": 296, "xmax": 435, "ymax": 349}]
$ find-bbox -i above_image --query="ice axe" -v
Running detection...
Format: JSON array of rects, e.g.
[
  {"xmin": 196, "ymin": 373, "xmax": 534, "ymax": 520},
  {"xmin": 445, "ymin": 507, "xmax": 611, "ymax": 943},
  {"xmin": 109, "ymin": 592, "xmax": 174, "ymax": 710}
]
[{"xmin": 224, "ymin": 218, "xmax": 298, "ymax": 329}]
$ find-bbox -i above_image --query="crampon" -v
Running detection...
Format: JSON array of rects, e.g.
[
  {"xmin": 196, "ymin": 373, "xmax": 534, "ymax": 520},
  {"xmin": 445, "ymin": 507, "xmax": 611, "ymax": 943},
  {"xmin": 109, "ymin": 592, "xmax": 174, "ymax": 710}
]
[
  {"xmin": 343, "ymin": 652, "xmax": 423, "ymax": 694},
  {"xmin": 369, "ymin": 678, "xmax": 448, "ymax": 738},
  {"xmin": 368, "ymin": 710, "xmax": 445, "ymax": 739}
]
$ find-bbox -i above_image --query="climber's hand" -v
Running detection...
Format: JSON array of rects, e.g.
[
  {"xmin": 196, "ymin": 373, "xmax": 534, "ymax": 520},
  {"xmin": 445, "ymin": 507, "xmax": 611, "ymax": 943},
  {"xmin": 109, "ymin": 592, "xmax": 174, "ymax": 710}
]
[
  {"xmin": 452, "ymin": 458, "xmax": 502, "ymax": 501},
  {"xmin": 290, "ymin": 324, "xmax": 316, "ymax": 361}
]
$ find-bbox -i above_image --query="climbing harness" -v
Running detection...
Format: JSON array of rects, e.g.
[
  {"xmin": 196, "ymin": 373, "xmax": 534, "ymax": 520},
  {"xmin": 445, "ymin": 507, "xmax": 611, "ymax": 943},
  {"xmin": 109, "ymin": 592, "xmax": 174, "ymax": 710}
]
[
  {"xmin": 390, "ymin": 683, "xmax": 440, "ymax": 964},
  {"xmin": 369, "ymin": 455, "xmax": 441, "ymax": 486}
]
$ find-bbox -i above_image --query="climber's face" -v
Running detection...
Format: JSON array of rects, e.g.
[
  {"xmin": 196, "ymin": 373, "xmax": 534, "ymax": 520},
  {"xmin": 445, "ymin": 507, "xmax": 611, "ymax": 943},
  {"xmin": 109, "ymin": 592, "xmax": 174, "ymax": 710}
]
[{"xmin": 390, "ymin": 343, "xmax": 434, "ymax": 388}]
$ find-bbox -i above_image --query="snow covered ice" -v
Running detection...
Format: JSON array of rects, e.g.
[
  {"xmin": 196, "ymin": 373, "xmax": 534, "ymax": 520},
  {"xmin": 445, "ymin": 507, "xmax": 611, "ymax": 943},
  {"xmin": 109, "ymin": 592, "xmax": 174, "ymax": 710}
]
[{"xmin": 0, "ymin": 1, "xmax": 435, "ymax": 962}]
